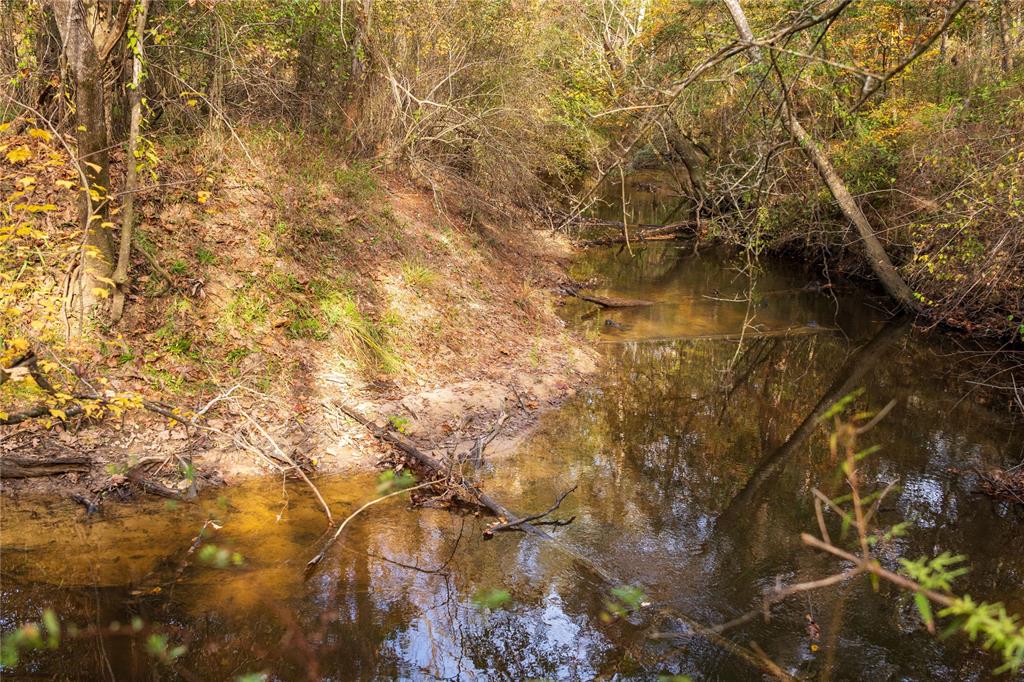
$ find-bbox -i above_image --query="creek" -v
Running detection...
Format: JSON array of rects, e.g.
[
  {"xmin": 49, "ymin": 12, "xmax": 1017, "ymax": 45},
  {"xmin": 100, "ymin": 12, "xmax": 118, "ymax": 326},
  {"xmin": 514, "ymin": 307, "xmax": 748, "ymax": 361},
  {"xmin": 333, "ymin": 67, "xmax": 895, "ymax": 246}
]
[{"xmin": 2, "ymin": 178, "xmax": 1022, "ymax": 680}]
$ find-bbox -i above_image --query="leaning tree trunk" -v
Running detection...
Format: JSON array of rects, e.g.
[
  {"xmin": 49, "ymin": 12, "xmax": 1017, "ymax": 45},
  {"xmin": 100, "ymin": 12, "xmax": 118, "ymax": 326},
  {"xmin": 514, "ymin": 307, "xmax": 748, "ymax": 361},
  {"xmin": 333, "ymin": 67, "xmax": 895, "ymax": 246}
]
[
  {"xmin": 722, "ymin": 0, "xmax": 921, "ymax": 313},
  {"xmin": 51, "ymin": 0, "xmax": 128, "ymax": 328}
]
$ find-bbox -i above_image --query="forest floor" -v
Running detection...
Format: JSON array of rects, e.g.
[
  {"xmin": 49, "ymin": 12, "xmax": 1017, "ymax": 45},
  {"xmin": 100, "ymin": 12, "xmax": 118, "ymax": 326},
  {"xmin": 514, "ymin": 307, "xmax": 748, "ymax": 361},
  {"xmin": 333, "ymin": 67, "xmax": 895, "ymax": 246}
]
[{"xmin": 1, "ymin": 127, "xmax": 598, "ymax": 503}]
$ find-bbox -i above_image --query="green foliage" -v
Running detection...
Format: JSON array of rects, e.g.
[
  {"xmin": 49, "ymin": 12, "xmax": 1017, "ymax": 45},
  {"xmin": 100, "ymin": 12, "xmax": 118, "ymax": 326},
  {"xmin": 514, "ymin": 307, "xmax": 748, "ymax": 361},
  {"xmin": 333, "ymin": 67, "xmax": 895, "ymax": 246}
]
[
  {"xmin": 195, "ymin": 246, "xmax": 215, "ymax": 265},
  {"xmin": 387, "ymin": 415, "xmax": 411, "ymax": 433},
  {"xmin": 376, "ymin": 469, "xmax": 417, "ymax": 494},
  {"xmin": 197, "ymin": 544, "xmax": 245, "ymax": 569},
  {"xmin": 899, "ymin": 553, "xmax": 971, "ymax": 593},
  {"xmin": 332, "ymin": 163, "xmax": 379, "ymax": 201},
  {"xmin": 472, "ymin": 587, "xmax": 512, "ymax": 611},
  {"xmin": 400, "ymin": 261, "xmax": 437, "ymax": 289},
  {"xmin": 896, "ymin": 553, "xmax": 1024, "ymax": 672},
  {"xmin": 144, "ymin": 633, "xmax": 187, "ymax": 664},
  {"xmin": 602, "ymin": 584, "xmax": 647, "ymax": 621},
  {"xmin": 0, "ymin": 609, "xmax": 60, "ymax": 667},
  {"xmin": 940, "ymin": 597, "xmax": 1024, "ymax": 673}
]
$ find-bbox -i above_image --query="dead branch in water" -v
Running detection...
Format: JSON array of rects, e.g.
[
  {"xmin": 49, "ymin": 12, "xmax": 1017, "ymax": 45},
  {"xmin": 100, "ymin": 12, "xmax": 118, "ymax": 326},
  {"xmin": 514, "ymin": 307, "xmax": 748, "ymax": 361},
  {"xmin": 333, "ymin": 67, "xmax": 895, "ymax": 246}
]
[
  {"xmin": 581, "ymin": 222, "xmax": 696, "ymax": 247},
  {"xmin": 485, "ymin": 484, "xmax": 578, "ymax": 535},
  {"xmin": 556, "ymin": 285, "xmax": 654, "ymax": 308},
  {"xmin": 975, "ymin": 467, "xmax": 1024, "ymax": 505},
  {"xmin": 306, "ymin": 479, "xmax": 439, "ymax": 569},
  {"xmin": 335, "ymin": 404, "xmax": 568, "ymax": 540},
  {"xmin": 334, "ymin": 404, "xmax": 793, "ymax": 680}
]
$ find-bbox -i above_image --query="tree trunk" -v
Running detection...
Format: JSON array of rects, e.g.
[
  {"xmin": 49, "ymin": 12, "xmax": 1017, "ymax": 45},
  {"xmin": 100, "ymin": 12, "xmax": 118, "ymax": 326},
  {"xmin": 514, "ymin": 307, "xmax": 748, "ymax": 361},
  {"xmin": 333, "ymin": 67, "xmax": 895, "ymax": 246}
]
[
  {"xmin": 665, "ymin": 119, "xmax": 707, "ymax": 200},
  {"xmin": 52, "ymin": 0, "xmax": 120, "ymax": 326},
  {"xmin": 722, "ymin": 0, "xmax": 921, "ymax": 313},
  {"xmin": 111, "ymin": 0, "xmax": 150, "ymax": 322},
  {"xmin": 997, "ymin": 0, "xmax": 1015, "ymax": 73}
]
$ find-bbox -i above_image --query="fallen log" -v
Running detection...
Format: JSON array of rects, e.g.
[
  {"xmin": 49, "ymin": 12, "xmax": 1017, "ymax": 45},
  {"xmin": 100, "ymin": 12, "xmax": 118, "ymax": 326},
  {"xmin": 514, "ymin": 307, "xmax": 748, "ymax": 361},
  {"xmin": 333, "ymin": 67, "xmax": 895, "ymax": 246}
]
[
  {"xmin": 334, "ymin": 404, "xmax": 554, "ymax": 539},
  {"xmin": 557, "ymin": 286, "xmax": 654, "ymax": 308},
  {"xmin": 597, "ymin": 325, "xmax": 838, "ymax": 344},
  {"xmin": 0, "ymin": 455, "xmax": 91, "ymax": 479},
  {"xmin": 581, "ymin": 222, "xmax": 695, "ymax": 247},
  {"xmin": 333, "ymin": 404, "xmax": 793, "ymax": 680},
  {"xmin": 578, "ymin": 292, "xmax": 654, "ymax": 308},
  {"xmin": 127, "ymin": 470, "xmax": 184, "ymax": 500}
]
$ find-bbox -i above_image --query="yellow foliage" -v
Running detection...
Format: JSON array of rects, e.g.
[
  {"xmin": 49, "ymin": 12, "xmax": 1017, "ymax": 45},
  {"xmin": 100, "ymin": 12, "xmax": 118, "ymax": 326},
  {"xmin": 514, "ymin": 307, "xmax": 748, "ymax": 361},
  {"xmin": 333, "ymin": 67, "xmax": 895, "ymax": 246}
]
[{"xmin": 5, "ymin": 146, "xmax": 32, "ymax": 164}]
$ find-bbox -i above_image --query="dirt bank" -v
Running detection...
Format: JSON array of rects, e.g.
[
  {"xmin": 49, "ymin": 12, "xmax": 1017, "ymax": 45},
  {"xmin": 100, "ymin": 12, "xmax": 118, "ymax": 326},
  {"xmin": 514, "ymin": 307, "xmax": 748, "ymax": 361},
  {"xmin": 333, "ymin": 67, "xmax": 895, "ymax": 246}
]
[{"xmin": 1, "ymin": 128, "xmax": 598, "ymax": 504}]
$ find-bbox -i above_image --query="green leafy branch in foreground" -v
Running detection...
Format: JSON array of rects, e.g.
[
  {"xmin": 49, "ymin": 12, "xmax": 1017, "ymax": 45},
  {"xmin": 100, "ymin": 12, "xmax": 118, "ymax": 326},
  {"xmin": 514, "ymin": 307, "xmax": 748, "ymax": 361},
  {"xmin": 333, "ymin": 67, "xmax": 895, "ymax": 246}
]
[
  {"xmin": 1, "ymin": 610, "xmax": 265, "ymax": 681},
  {"xmin": 799, "ymin": 395, "xmax": 1024, "ymax": 674}
]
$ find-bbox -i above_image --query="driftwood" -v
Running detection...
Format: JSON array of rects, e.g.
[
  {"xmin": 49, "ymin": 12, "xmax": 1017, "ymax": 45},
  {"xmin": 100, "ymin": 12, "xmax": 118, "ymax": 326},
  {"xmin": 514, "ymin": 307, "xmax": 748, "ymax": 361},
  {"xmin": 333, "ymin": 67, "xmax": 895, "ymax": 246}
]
[
  {"xmin": 0, "ymin": 455, "xmax": 91, "ymax": 479},
  {"xmin": 975, "ymin": 467, "xmax": 1024, "ymax": 505},
  {"xmin": 582, "ymin": 222, "xmax": 695, "ymax": 247},
  {"xmin": 558, "ymin": 286, "xmax": 654, "ymax": 308},
  {"xmin": 334, "ymin": 404, "xmax": 793, "ymax": 680},
  {"xmin": 127, "ymin": 469, "xmax": 183, "ymax": 500},
  {"xmin": 333, "ymin": 405, "xmax": 564, "ymax": 540},
  {"xmin": 598, "ymin": 325, "xmax": 838, "ymax": 344}
]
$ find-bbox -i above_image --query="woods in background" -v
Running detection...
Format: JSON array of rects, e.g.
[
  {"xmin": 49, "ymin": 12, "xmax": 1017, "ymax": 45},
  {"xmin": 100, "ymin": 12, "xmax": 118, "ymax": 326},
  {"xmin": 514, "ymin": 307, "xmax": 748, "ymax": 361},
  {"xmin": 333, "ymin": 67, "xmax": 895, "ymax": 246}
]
[{"xmin": 2, "ymin": 0, "xmax": 1022, "ymax": 339}]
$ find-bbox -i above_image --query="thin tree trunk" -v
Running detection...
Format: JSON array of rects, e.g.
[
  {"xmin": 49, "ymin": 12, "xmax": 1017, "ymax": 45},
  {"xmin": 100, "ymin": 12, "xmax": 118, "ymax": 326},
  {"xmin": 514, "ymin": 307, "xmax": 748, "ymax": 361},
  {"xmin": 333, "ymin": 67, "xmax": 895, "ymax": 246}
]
[
  {"xmin": 111, "ymin": 0, "xmax": 150, "ymax": 322},
  {"xmin": 722, "ymin": 0, "xmax": 921, "ymax": 312},
  {"xmin": 997, "ymin": 0, "xmax": 1014, "ymax": 73}
]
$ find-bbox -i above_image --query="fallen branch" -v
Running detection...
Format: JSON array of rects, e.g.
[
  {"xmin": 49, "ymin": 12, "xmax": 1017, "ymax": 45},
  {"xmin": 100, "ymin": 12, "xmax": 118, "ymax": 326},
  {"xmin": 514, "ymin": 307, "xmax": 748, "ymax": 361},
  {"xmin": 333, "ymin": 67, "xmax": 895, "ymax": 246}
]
[
  {"xmin": 306, "ymin": 479, "xmax": 438, "ymax": 569},
  {"xmin": 485, "ymin": 484, "xmax": 577, "ymax": 535},
  {"xmin": 233, "ymin": 400, "xmax": 333, "ymax": 526},
  {"xmin": 581, "ymin": 222, "xmax": 695, "ymax": 247},
  {"xmin": 597, "ymin": 325, "xmax": 837, "ymax": 344},
  {"xmin": 127, "ymin": 469, "xmax": 183, "ymax": 500},
  {"xmin": 338, "ymin": 403, "xmax": 790, "ymax": 680},
  {"xmin": 557, "ymin": 286, "xmax": 654, "ymax": 308},
  {"xmin": 336, "ymin": 404, "xmax": 554, "ymax": 539}
]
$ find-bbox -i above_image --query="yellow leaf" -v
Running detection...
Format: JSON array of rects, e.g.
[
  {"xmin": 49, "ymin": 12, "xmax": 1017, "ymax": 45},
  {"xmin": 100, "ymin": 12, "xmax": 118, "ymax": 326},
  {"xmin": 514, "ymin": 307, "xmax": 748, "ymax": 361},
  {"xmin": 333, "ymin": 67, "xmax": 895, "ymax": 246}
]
[
  {"xmin": 91, "ymin": 287, "xmax": 110, "ymax": 298},
  {"xmin": 16, "ymin": 176, "xmax": 36, "ymax": 187},
  {"xmin": 26, "ymin": 204, "xmax": 58, "ymax": 213},
  {"xmin": 49, "ymin": 408, "xmax": 67, "ymax": 420},
  {"xmin": 0, "ymin": 411, "xmax": 8, "ymax": 421},
  {"xmin": 55, "ymin": 179, "xmax": 75, "ymax": 189},
  {"xmin": 5, "ymin": 146, "xmax": 32, "ymax": 164},
  {"xmin": 83, "ymin": 161, "xmax": 102, "ymax": 173},
  {"xmin": 28, "ymin": 127, "xmax": 52, "ymax": 141},
  {"xmin": 197, "ymin": 190, "xmax": 211, "ymax": 204},
  {"xmin": 186, "ymin": 99, "xmax": 198, "ymax": 107}
]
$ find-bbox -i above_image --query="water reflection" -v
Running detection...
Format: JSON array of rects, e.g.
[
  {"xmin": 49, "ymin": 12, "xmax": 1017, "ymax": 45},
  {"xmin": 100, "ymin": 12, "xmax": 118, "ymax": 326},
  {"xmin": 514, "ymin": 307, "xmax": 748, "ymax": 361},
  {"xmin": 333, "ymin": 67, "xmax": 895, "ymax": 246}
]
[{"xmin": 3, "ymin": 244, "xmax": 1023, "ymax": 680}]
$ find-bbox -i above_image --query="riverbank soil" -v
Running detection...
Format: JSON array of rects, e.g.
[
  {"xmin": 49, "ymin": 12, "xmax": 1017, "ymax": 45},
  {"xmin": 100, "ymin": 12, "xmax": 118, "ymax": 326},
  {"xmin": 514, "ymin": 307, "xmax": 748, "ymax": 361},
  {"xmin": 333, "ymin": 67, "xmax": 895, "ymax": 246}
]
[{"xmin": 1, "ymin": 127, "xmax": 597, "ymax": 503}]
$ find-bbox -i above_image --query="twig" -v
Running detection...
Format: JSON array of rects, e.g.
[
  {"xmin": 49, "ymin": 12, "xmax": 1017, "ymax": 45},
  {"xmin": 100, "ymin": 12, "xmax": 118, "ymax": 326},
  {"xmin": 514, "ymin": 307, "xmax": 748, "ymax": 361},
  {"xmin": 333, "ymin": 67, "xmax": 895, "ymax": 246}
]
[
  {"xmin": 305, "ymin": 480, "xmax": 437, "ymax": 569},
  {"xmin": 485, "ymin": 484, "xmax": 578, "ymax": 535},
  {"xmin": 233, "ymin": 403, "xmax": 333, "ymax": 526}
]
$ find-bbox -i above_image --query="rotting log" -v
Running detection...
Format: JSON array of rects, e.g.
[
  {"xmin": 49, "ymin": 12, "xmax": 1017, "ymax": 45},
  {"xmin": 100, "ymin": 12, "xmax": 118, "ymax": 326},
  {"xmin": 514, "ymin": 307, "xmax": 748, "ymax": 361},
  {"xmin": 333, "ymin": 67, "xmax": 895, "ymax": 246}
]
[{"xmin": 0, "ymin": 456, "xmax": 90, "ymax": 479}]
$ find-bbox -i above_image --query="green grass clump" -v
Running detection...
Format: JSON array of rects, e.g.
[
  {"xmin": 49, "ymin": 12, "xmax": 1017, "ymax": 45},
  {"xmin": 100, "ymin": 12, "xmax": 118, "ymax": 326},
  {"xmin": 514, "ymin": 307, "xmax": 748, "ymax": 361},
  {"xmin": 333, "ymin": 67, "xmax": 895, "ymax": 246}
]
[
  {"xmin": 333, "ymin": 162, "xmax": 378, "ymax": 201},
  {"xmin": 401, "ymin": 261, "xmax": 437, "ymax": 289},
  {"xmin": 319, "ymin": 291, "xmax": 399, "ymax": 372}
]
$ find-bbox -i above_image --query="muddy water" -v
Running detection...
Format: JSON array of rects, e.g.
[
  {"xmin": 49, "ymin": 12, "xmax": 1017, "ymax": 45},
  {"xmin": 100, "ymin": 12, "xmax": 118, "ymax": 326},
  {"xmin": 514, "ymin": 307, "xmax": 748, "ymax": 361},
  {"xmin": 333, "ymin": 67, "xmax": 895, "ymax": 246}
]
[{"xmin": 3, "ymin": 246, "xmax": 1024, "ymax": 680}]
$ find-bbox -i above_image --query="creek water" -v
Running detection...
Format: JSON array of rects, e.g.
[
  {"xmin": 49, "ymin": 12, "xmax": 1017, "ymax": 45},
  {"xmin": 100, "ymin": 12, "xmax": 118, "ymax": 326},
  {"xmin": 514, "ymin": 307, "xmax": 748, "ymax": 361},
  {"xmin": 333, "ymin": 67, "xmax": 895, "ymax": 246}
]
[{"xmin": 3, "ymin": 182, "xmax": 1023, "ymax": 680}]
